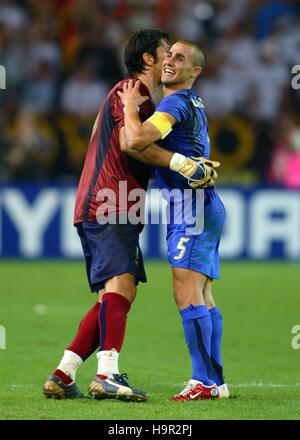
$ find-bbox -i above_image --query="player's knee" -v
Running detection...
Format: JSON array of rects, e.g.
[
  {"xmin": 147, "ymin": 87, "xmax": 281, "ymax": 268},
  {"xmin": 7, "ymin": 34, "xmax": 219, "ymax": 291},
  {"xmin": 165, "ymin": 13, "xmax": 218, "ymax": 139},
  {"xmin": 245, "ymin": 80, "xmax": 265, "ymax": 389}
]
[
  {"xmin": 203, "ymin": 279, "xmax": 215, "ymax": 309},
  {"xmin": 173, "ymin": 288, "xmax": 192, "ymax": 310},
  {"xmin": 125, "ymin": 286, "xmax": 137, "ymax": 303},
  {"xmin": 105, "ymin": 273, "xmax": 137, "ymax": 303},
  {"xmin": 173, "ymin": 280, "xmax": 207, "ymax": 310},
  {"xmin": 175, "ymin": 297, "xmax": 189, "ymax": 310},
  {"xmin": 205, "ymin": 299, "xmax": 215, "ymax": 310},
  {"xmin": 97, "ymin": 289, "xmax": 105, "ymax": 301},
  {"xmin": 120, "ymin": 275, "xmax": 137, "ymax": 302}
]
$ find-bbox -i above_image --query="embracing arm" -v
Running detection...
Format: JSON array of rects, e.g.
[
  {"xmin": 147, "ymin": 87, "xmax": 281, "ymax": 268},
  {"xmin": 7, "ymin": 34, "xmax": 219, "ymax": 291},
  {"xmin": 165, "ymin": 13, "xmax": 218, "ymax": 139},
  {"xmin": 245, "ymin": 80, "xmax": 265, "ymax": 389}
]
[
  {"xmin": 118, "ymin": 80, "xmax": 176, "ymax": 151},
  {"xmin": 119, "ymin": 127, "xmax": 173, "ymax": 167},
  {"xmin": 119, "ymin": 127, "xmax": 219, "ymax": 189},
  {"xmin": 118, "ymin": 80, "xmax": 220, "ymax": 188}
]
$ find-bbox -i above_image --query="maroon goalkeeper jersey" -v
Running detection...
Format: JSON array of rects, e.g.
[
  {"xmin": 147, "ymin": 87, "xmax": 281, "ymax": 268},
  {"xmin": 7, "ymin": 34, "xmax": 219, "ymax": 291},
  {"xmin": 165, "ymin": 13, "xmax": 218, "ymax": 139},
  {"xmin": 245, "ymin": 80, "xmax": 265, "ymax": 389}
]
[{"xmin": 74, "ymin": 78, "xmax": 155, "ymax": 224}]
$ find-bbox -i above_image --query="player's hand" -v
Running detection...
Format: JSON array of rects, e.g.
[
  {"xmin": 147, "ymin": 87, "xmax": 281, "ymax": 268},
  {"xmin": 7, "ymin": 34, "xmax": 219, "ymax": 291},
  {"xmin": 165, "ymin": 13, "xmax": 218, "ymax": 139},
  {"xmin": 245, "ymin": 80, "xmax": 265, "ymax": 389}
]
[
  {"xmin": 189, "ymin": 156, "xmax": 220, "ymax": 187},
  {"xmin": 190, "ymin": 156, "xmax": 219, "ymax": 188},
  {"xmin": 191, "ymin": 156, "xmax": 220, "ymax": 170},
  {"xmin": 170, "ymin": 153, "xmax": 220, "ymax": 188},
  {"xmin": 179, "ymin": 158, "xmax": 218, "ymax": 188},
  {"xmin": 117, "ymin": 80, "xmax": 150, "ymax": 108}
]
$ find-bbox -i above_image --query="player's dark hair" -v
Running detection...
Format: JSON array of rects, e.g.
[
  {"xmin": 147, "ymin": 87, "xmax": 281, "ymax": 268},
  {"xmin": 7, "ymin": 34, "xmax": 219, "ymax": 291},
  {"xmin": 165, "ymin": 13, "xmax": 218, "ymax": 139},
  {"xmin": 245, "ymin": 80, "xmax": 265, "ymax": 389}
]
[{"xmin": 124, "ymin": 29, "xmax": 170, "ymax": 76}]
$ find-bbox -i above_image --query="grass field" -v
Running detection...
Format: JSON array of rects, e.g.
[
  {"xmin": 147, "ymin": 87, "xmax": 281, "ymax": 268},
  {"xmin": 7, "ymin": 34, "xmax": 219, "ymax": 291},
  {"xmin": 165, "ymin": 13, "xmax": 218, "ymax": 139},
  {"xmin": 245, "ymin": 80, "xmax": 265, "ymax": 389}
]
[{"xmin": 0, "ymin": 260, "xmax": 299, "ymax": 420}]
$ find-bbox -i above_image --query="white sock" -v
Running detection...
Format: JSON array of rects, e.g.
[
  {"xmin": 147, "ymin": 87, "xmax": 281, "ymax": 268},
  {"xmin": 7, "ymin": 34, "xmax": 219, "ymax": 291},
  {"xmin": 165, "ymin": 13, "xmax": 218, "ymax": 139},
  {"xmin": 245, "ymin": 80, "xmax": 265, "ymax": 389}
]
[
  {"xmin": 56, "ymin": 350, "xmax": 83, "ymax": 382},
  {"xmin": 97, "ymin": 349, "xmax": 119, "ymax": 377}
]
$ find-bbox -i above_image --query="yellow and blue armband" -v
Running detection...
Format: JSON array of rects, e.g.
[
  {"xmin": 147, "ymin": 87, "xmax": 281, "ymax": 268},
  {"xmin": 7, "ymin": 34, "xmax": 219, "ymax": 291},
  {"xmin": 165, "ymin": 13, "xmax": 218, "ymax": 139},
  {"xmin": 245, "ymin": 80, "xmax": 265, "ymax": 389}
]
[{"xmin": 147, "ymin": 111, "xmax": 173, "ymax": 139}]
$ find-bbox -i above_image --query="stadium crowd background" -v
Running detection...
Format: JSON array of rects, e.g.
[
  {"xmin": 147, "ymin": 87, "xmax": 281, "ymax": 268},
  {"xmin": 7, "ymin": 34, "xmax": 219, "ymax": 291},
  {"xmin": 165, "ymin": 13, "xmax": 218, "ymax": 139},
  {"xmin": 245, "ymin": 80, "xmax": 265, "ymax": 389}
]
[{"xmin": 0, "ymin": 0, "xmax": 300, "ymax": 187}]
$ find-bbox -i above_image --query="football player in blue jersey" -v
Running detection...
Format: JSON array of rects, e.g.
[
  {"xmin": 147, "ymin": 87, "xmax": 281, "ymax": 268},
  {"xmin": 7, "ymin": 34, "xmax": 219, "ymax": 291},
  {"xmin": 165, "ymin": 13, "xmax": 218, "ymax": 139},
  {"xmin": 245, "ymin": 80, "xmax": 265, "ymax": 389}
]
[{"xmin": 118, "ymin": 40, "xmax": 229, "ymax": 401}]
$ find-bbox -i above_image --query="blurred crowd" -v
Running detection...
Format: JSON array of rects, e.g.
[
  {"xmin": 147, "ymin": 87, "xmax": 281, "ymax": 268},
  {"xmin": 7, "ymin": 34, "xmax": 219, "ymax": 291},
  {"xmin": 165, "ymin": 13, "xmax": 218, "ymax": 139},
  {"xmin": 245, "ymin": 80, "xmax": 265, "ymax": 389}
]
[{"xmin": 0, "ymin": 0, "xmax": 300, "ymax": 187}]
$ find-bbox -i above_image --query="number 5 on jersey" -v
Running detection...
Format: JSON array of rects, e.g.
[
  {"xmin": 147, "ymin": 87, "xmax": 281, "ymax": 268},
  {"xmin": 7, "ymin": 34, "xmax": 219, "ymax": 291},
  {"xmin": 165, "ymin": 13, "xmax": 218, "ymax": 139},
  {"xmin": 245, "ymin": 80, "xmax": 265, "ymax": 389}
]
[{"xmin": 174, "ymin": 237, "xmax": 190, "ymax": 260}]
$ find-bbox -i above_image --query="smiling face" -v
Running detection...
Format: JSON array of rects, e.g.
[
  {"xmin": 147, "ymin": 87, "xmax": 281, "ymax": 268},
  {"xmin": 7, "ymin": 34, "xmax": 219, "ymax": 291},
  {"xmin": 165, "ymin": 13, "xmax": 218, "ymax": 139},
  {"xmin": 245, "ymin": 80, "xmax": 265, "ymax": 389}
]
[
  {"xmin": 152, "ymin": 39, "xmax": 170, "ymax": 85},
  {"xmin": 162, "ymin": 41, "xmax": 203, "ymax": 89}
]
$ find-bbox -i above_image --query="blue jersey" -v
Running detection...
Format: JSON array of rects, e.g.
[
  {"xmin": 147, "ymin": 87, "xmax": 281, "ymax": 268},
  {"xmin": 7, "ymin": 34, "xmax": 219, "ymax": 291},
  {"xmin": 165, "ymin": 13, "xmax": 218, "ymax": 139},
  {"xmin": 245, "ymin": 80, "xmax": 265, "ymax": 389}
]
[
  {"xmin": 154, "ymin": 88, "xmax": 210, "ymax": 191},
  {"xmin": 154, "ymin": 88, "xmax": 226, "ymax": 279}
]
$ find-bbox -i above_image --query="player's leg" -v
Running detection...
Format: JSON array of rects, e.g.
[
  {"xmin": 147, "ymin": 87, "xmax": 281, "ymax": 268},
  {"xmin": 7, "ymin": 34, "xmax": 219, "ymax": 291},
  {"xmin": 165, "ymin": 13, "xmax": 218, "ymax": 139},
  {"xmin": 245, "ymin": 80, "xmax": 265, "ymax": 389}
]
[
  {"xmin": 94, "ymin": 273, "xmax": 136, "ymax": 379},
  {"xmin": 86, "ymin": 222, "xmax": 148, "ymax": 401},
  {"xmin": 172, "ymin": 267, "xmax": 206, "ymax": 309},
  {"xmin": 203, "ymin": 279, "xmax": 229, "ymax": 398},
  {"xmin": 52, "ymin": 299, "xmax": 101, "ymax": 374},
  {"xmin": 42, "ymin": 299, "xmax": 100, "ymax": 399},
  {"xmin": 89, "ymin": 272, "xmax": 148, "ymax": 401},
  {"xmin": 169, "ymin": 189, "xmax": 226, "ymax": 401},
  {"xmin": 43, "ymin": 225, "xmax": 102, "ymax": 399},
  {"xmin": 170, "ymin": 267, "xmax": 218, "ymax": 401}
]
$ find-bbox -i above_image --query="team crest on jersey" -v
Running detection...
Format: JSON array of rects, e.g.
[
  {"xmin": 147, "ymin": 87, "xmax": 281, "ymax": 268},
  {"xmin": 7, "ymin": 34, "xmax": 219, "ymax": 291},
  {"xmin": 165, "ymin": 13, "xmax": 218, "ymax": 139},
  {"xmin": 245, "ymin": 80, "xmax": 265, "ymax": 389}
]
[{"xmin": 191, "ymin": 97, "xmax": 205, "ymax": 108}]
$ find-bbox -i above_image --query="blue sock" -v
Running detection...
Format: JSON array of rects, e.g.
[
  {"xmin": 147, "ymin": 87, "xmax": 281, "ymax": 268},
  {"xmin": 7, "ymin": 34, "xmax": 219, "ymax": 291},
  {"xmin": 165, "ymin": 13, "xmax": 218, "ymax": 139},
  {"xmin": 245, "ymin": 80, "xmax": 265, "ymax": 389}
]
[
  {"xmin": 180, "ymin": 304, "xmax": 214, "ymax": 386},
  {"xmin": 209, "ymin": 306, "xmax": 224, "ymax": 386}
]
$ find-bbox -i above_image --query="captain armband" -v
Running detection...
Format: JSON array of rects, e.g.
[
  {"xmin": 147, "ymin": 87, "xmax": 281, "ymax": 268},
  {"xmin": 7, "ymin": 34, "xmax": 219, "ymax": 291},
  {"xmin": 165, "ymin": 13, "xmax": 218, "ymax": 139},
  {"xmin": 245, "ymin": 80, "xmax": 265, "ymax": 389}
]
[{"xmin": 147, "ymin": 111, "xmax": 173, "ymax": 139}]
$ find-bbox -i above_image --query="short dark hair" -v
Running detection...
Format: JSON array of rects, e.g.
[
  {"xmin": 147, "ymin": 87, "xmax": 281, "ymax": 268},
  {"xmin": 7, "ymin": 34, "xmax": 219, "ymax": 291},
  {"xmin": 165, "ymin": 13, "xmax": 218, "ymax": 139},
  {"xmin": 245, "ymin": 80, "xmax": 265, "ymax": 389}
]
[
  {"xmin": 124, "ymin": 29, "xmax": 169, "ymax": 76},
  {"xmin": 177, "ymin": 40, "xmax": 206, "ymax": 69}
]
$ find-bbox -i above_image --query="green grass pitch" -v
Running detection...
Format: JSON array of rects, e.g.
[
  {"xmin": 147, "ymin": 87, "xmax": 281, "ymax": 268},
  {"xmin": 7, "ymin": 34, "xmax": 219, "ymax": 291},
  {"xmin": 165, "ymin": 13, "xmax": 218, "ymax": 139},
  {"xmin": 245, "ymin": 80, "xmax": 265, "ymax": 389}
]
[{"xmin": 0, "ymin": 260, "xmax": 299, "ymax": 420}]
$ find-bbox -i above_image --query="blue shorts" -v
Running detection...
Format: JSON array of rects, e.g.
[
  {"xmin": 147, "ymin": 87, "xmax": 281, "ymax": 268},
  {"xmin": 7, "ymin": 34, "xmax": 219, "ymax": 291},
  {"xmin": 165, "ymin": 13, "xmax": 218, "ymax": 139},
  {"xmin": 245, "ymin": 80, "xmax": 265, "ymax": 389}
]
[
  {"xmin": 76, "ymin": 221, "xmax": 147, "ymax": 293},
  {"xmin": 166, "ymin": 189, "xmax": 226, "ymax": 279}
]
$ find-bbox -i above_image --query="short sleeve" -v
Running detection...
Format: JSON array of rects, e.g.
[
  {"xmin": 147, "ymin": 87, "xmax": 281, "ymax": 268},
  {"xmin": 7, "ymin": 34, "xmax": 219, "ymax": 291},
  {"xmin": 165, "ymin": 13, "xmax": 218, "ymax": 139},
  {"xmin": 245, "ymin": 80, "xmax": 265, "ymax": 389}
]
[
  {"xmin": 110, "ymin": 89, "xmax": 125, "ymax": 131},
  {"xmin": 156, "ymin": 93, "xmax": 189, "ymax": 124}
]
